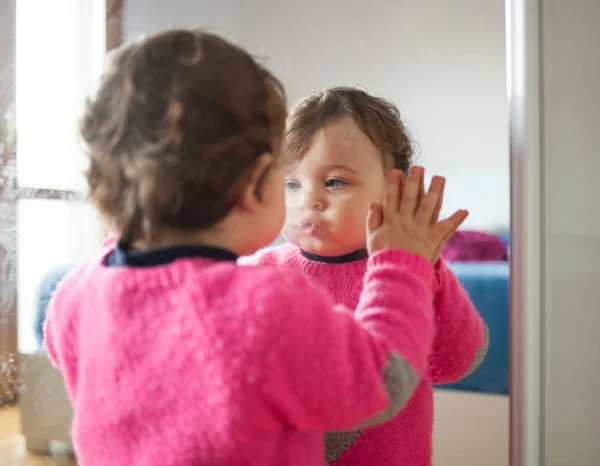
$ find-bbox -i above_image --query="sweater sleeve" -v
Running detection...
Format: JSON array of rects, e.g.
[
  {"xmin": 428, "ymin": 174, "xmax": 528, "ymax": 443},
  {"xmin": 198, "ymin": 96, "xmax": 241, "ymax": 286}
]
[
  {"xmin": 428, "ymin": 259, "xmax": 488, "ymax": 384},
  {"xmin": 42, "ymin": 276, "xmax": 80, "ymax": 394},
  {"xmin": 259, "ymin": 249, "xmax": 436, "ymax": 431}
]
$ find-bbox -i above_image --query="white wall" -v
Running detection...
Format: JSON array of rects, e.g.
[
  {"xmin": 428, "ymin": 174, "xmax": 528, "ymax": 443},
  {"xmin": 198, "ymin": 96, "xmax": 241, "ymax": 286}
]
[
  {"xmin": 125, "ymin": 0, "xmax": 509, "ymax": 231},
  {"xmin": 540, "ymin": 0, "xmax": 600, "ymax": 463}
]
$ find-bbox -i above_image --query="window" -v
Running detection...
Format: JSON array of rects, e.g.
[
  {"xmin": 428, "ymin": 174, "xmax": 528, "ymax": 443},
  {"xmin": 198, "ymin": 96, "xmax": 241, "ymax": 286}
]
[{"xmin": 15, "ymin": 0, "xmax": 107, "ymax": 353}]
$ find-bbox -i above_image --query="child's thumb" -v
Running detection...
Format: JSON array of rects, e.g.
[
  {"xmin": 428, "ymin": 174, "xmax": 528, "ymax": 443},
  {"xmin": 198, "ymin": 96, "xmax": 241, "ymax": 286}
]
[{"xmin": 366, "ymin": 203, "xmax": 384, "ymax": 234}]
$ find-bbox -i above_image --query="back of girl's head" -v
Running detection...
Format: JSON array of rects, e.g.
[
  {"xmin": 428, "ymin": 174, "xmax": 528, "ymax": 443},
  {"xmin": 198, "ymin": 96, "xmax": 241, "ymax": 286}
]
[
  {"xmin": 82, "ymin": 29, "xmax": 286, "ymax": 244},
  {"xmin": 286, "ymin": 87, "xmax": 413, "ymax": 173}
]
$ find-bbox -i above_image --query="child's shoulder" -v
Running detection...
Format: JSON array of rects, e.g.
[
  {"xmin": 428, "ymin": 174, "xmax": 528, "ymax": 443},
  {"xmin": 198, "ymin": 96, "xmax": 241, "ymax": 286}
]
[{"xmin": 238, "ymin": 242, "xmax": 299, "ymax": 267}]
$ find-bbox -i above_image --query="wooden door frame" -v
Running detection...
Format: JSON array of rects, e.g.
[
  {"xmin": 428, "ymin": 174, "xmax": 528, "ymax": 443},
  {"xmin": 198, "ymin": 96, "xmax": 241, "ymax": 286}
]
[{"xmin": 107, "ymin": 0, "xmax": 124, "ymax": 52}]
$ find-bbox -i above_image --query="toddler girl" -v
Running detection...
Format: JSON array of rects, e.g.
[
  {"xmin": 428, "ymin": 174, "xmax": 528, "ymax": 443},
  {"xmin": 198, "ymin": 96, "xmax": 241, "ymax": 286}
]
[
  {"xmin": 244, "ymin": 87, "xmax": 488, "ymax": 466},
  {"xmin": 43, "ymin": 33, "xmax": 466, "ymax": 466}
]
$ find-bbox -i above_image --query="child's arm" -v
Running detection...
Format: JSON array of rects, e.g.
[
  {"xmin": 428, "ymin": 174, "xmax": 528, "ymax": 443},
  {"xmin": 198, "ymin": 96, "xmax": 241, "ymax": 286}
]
[
  {"xmin": 42, "ymin": 274, "xmax": 80, "ymax": 392},
  {"xmin": 259, "ymin": 249, "xmax": 436, "ymax": 431},
  {"xmin": 428, "ymin": 259, "xmax": 488, "ymax": 384}
]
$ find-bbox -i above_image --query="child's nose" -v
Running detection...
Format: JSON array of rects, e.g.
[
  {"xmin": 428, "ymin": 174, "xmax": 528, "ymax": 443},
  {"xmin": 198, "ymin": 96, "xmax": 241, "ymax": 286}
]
[
  {"xmin": 311, "ymin": 200, "xmax": 324, "ymax": 211},
  {"xmin": 301, "ymin": 190, "xmax": 325, "ymax": 211}
]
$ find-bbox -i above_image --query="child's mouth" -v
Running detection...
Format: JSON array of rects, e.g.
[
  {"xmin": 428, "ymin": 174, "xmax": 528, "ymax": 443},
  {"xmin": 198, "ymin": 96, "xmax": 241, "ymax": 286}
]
[{"xmin": 300, "ymin": 220, "xmax": 316, "ymax": 236}]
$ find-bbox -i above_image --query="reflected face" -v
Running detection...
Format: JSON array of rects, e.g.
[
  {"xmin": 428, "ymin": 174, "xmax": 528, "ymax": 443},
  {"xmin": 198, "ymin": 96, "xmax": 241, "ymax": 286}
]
[{"xmin": 282, "ymin": 116, "xmax": 387, "ymax": 256}]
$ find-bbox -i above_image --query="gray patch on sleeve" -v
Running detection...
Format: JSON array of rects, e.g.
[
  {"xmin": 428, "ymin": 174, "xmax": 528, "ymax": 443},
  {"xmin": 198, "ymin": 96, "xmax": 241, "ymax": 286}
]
[
  {"xmin": 324, "ymin": 431, "xmax": 362, "ymax": 463},
  {"xmin": 353, "ymin": 352, "xmax": 418, "ymax": 430},
  {"xmin": 465, "ymin": 323, "xmax": 489, "ymax": 376}
]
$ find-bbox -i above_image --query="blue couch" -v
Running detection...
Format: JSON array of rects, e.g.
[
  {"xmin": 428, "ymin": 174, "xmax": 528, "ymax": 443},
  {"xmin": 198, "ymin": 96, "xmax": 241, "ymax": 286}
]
[
  {"xmin": 438, "ymin": 262, "xmax": 509, "ymax": 394},
  {"xmin": 35, "ymin": 264, "xmax": 77, "ymax": 348},
  {"xmin": 35, "ymin": 260, "xmax": 510, "ymax": 395}
]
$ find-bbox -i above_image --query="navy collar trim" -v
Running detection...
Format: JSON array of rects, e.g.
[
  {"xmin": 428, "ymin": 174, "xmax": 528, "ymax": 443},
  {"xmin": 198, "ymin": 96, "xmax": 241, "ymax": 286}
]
[
  {"xmin": 105, "ymin": 241, "xmax": 238, "ymax": 267},
  {"xmin": 300, "ymin": 248, "xmax": 368, "ymax": 264}
]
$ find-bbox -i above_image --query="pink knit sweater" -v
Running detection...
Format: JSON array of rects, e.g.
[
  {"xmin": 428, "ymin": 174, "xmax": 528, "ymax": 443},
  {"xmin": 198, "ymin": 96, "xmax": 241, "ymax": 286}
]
[
  {"xmin": 44, "ymin": 241, "xmax": 438, "ymax": 466},
  {"xmin": 245, "ymin": 243, "xmax": 486, "ymax": 466}
]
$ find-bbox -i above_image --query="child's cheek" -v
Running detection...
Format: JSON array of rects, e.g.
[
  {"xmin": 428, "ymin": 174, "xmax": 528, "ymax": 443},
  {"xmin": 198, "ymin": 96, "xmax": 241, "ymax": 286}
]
[
  {"xmin": 281, "ymin": 211, "xmax": 301, "ymax": 246},
  {"xmin": 349, "ymin": 203, "xmax": 370, "ymax": 240},
  {"xmin": 285, "ymin": 192, "xmax": 300, "ymax": 208},
  {"xmin": 332, "ymin": 201, "xmax": 367, "ymax": 238}
]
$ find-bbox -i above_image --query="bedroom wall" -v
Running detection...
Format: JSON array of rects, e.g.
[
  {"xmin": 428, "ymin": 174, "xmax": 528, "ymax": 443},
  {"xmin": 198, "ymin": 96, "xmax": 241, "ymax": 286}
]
[{"xmin": 124, "ymin": 0, "xmax": 510, "ymax": 231}]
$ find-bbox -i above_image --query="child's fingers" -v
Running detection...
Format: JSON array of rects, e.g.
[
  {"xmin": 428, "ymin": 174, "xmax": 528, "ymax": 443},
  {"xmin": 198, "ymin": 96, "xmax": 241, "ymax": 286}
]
[
  {"xmin": 396, "ymin": 172, "xmax": 404, "ymax": 209},
  {"xmin": 431, "ymin": 219, "xmax": 461, "ymax": 264},
  {"xmin": 399, "ymin": 166, "xmax": 423, "ymax": 217},
  {"xmin": 434, "ymin": 209, "xmax": 469, "ymax": 238},
  {"xmin": 366, "ymin": 203, "xmax": 384, "ymax": 234},
  {"xmin": 417, "ymin": 169, "xmax": 425, "ymax": 207},
  {"xmin": 430, "ymin": 177, "xmax": 445, "ymax": 226},
  {"xmin": 383, "ymin": 169, "xmax": 403, "ymax": 218},
  {"xmin": 414, "ymin": 176, "xmax": 444, "ymax": 226},
  {"xmin": 433, "ymin": 210, "xmax": 462, "ymax": 262}
]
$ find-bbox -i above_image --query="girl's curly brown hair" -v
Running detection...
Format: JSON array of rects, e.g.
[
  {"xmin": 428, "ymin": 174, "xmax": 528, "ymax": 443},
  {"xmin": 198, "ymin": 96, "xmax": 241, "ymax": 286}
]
[
  {"xmin": 81, "ymin": 29, "xmax": 287, "ymax": 245},
  {"xmin": 286, "ymin": 87, "xmax": 413, "ymax": 173}
]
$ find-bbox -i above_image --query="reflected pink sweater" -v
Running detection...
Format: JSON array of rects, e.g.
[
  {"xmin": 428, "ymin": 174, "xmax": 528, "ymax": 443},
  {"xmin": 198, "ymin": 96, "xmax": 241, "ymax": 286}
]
[
  {"xmin": 246, "ymin": 244, "xmax": 486, "ymax": 466},
  {"xmin": 44, "ymin": 241, "xmax": 437, "ymax": 466}
]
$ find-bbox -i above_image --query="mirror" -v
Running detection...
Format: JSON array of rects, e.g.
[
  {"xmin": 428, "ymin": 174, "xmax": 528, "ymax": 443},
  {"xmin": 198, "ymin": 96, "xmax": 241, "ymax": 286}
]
[{"xmin": 1, "ymin": 1, "xmax": 510, "ymax": 465}]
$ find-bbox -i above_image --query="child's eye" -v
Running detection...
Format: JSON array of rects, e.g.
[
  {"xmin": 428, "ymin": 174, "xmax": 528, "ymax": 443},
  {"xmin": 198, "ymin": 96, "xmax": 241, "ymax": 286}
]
[
  {"xmin": 285, "ymin": 181, "xmax": 300, "ymax": 190},
  {"xmin": 325, "ymin": 178, "xmax": 347, "ymax": 188}
]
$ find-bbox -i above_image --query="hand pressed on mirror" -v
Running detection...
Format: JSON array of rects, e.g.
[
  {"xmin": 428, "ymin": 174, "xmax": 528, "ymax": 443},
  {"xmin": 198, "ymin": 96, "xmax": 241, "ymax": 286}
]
[
  {"xmin": 373, "ymin": 167, "xmax": 463, "ymax": 265},
  {"xmin": 365, "ymin": 167, "xmax": 468, "ymax": 261}
]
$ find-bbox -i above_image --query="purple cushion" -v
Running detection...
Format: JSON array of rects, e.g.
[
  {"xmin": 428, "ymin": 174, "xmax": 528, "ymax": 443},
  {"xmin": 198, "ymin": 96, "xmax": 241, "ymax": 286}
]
[{"xmin": 442, "ymin": 230, "xmax": 509, "ymax": 262}]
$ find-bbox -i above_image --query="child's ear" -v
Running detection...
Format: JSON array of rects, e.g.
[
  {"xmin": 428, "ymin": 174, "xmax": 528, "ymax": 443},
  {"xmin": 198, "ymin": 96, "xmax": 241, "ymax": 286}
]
[{"xmin": 238, "ymin": 153, "xmax": 275, "ymax": 213}]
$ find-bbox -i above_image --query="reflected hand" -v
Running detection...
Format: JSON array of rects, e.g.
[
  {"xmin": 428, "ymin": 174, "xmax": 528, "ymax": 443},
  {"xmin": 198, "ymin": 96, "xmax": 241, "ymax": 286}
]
[{"xmin": 366, "ymin": 167, "xmax": 468, "ymax": 263}]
